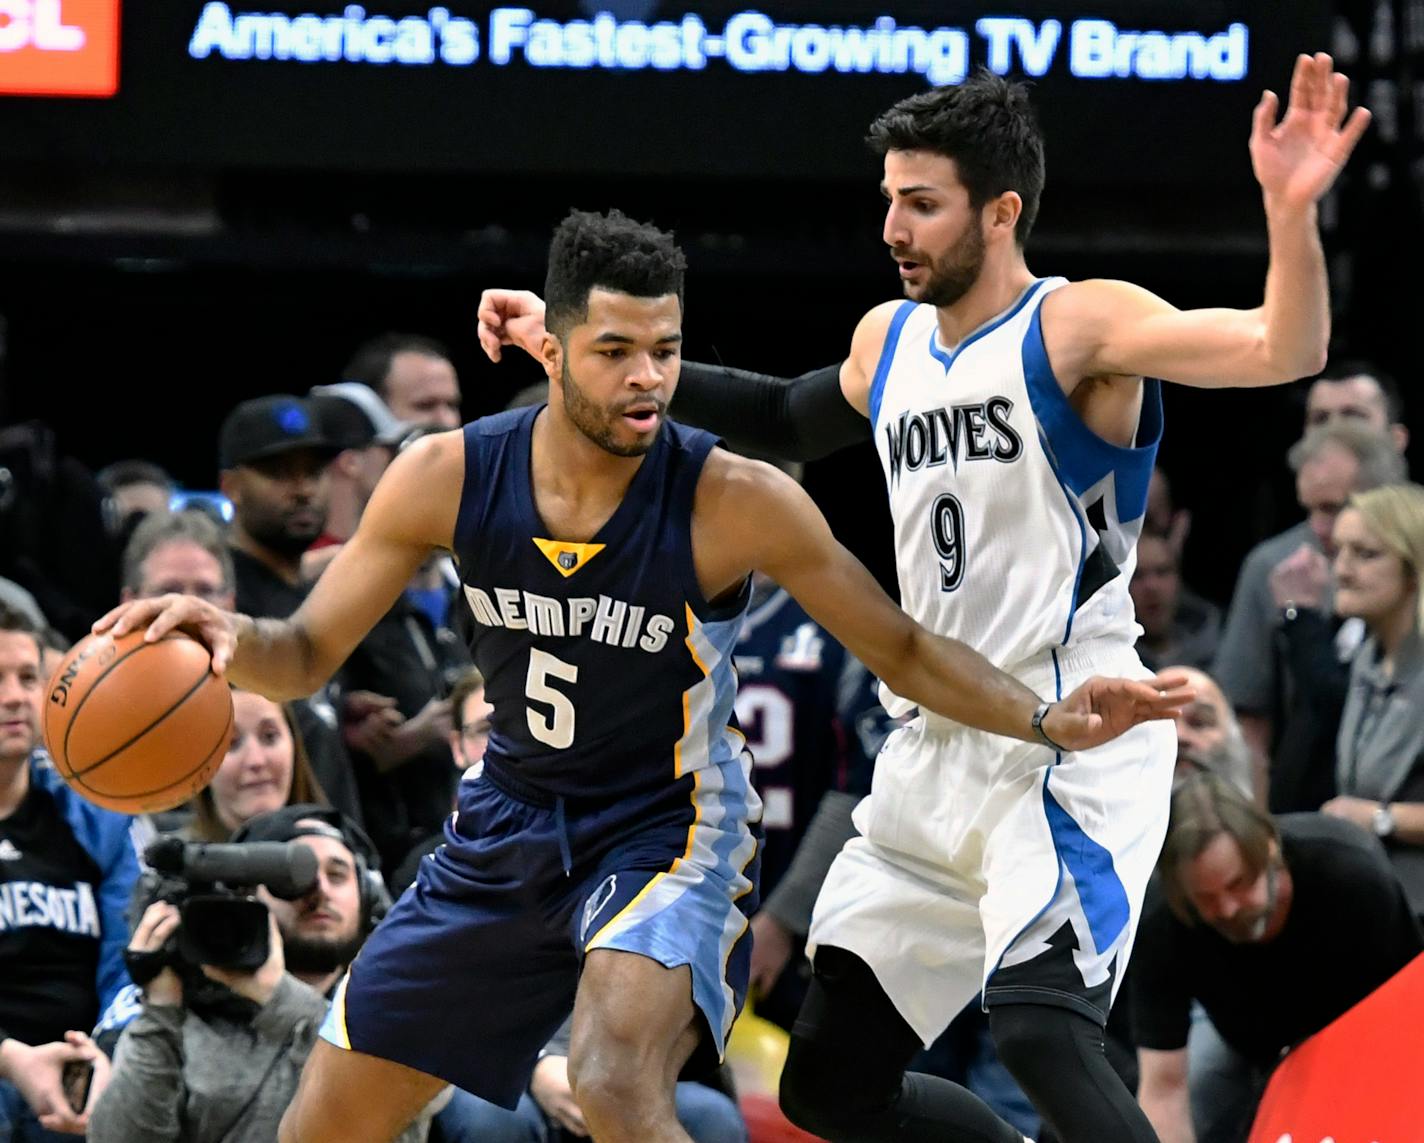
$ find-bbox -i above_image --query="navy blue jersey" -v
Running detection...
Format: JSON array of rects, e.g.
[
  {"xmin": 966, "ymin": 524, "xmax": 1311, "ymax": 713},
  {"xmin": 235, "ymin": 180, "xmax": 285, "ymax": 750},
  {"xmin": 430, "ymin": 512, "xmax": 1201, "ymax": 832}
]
[
  {"xmin": 734, "ymin": 588, "xmax": 890, "ymax": 892},
  {"xmin": 451, "ymin": 407, "xmax": 749, "ymax": 800}
]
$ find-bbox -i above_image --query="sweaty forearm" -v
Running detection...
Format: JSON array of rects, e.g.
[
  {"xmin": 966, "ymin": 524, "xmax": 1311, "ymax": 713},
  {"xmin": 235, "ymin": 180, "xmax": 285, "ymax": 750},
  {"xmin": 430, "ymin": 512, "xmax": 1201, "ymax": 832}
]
[
  {"xmin": 880, "ymin": 628, "xmax": 1042, "ymax": 744},
  {"xmin": 1260, "ymin": 200, "xmax": 1329, "ymax": 379},
  {"xmin": 674, "ymin": 361, "xmax": 867, "ymax": 461},
  {"xmin": 229, "ymin": 614, "xmax": 327, "ymax": 700}
]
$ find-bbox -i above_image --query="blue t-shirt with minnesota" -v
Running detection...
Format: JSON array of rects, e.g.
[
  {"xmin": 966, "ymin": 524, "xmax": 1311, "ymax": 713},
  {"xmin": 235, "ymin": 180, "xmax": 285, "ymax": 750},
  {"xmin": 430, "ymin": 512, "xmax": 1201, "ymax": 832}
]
[{"xmin": 452, "ymin": 405, "xmax": 751, "ymax": 801}]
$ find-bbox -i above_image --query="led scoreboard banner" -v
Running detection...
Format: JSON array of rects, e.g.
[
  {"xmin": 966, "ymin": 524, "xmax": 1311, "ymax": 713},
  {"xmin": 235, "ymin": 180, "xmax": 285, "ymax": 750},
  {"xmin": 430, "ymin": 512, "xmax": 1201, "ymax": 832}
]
[{"xmin": 0, "ymin": 1, "xmax": 1331, "ymax": 182}]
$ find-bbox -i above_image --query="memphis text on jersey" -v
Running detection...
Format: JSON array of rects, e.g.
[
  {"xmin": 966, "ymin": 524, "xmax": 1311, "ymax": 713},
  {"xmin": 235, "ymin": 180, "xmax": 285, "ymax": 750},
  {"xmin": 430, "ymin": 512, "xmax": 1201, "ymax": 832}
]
[
  {"xmin": 884, "ymin": 396, "xmax": 1023, "ymax": 486},
  {"xmin": 464, "ymin": 585, "xmax": 676, "ymax": 653}
]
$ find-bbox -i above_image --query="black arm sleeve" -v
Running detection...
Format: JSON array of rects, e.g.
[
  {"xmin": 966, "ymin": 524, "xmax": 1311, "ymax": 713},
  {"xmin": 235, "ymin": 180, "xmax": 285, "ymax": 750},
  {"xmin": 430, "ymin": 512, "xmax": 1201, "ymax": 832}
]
[{"xmin": 672, "ymin": 361, "xmax": 868, "ymax": 462}]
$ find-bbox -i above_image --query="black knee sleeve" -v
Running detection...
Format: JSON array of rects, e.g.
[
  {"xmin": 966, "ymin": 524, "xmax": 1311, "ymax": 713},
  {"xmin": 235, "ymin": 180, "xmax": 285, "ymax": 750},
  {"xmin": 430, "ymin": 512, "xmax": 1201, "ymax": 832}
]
[
  {"xmin": 989, "ymin": 1004, "xmax": 1157, "ymax": 1143},
  {"xmin": 988, "ymin": 1002, "xmax": 1093, "ymax": 1082},
  {"xmin": 779, "ymin": 947, "xmax": 923, "ymax": 1137}
]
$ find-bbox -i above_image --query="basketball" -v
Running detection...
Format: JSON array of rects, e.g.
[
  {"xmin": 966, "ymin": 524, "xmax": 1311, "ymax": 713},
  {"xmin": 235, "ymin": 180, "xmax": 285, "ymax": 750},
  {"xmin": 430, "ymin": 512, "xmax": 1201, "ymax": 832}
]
[{"xmin": 42, "ymin": 629, "xmax": 235, "ymax": 815}]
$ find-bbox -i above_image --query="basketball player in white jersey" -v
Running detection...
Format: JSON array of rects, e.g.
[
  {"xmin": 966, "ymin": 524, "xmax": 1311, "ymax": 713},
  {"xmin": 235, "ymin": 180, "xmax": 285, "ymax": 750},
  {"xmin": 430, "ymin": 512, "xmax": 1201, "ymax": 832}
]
[{"xmin": 477, "ymin": 53, "xmax": 1370, "ymax": 1142}]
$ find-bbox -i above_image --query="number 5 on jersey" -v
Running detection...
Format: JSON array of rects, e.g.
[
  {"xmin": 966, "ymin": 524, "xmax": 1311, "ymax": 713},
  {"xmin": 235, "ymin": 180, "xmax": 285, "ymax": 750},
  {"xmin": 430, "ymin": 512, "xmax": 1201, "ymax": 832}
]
[{"xmin": 526, "ymin": 648, "xmax": 578, "ymax": 748}]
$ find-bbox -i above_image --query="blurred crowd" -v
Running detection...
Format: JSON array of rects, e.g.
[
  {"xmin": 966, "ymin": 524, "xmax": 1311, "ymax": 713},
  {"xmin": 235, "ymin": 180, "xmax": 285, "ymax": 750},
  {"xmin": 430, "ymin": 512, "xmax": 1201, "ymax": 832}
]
[{"xmin": 0, "ymin": 342, "xmax": 1420, "ymax": 1143}]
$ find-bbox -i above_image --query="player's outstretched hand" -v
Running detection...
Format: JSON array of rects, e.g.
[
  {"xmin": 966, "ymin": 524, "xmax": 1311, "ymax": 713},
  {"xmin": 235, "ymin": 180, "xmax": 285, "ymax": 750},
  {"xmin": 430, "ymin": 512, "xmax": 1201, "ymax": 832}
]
[
  {"xmin": 92, "ymin": 595, "xmax": 239, "ymax": 675},
  {"xmin": 1043, "ymin": 671, "xmax": 1193, "ymax": 752},
  {"xmin": 476, "ymin": 288, "xmax": 548, "ymax": 362},
  {"xmin": 1250, "ymin": 52, "xmax": 1371, "ymax": 209}
]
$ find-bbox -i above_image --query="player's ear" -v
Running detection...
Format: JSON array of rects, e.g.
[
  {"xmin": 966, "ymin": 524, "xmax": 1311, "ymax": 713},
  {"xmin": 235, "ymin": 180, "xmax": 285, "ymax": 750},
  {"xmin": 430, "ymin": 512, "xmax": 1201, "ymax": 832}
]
[
  {"xmin": 539, "ymin": 333, "xmax": 563, "ymax": 383},
  {"xmin": 218, "ymin": 469, "xmax": 240, "ymax": 505},
  {"xmin": 987, "ymin": 191, "xmax": 1022, "ymax": 241}
]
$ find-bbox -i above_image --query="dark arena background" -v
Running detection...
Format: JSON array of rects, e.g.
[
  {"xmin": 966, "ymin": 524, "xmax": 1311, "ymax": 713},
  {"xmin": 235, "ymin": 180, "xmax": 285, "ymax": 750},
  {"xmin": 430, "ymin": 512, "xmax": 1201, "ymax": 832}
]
[{"xmin": 0, "ymin": 0, "xmax": 1416, "ymax": 602}]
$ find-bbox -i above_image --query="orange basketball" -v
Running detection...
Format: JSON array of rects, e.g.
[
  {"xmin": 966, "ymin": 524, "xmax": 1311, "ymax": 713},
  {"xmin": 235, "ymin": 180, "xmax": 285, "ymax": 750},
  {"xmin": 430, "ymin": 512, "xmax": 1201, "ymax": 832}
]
[{"xmin": 42, "ymin": 629, "xmax": 234, "ymax": 814}]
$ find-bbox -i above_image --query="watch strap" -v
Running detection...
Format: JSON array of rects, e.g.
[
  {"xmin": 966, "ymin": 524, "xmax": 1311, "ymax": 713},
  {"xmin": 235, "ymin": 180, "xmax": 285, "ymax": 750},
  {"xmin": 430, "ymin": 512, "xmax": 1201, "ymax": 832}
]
[{"xmin": 1031, "ymin": 702, "xmax": 1065, "ymax": 752}]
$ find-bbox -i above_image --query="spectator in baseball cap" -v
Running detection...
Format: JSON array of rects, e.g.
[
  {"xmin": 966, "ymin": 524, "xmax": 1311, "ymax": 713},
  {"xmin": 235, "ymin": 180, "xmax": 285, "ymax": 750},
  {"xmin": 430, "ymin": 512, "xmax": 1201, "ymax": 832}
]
[
  {"xmin": 307, "ymin": 384, "xmax": 415, "ymax": 549},
  {"xmin": 217, "ymin": 396, "xmax": 338, "ymax": 619}
]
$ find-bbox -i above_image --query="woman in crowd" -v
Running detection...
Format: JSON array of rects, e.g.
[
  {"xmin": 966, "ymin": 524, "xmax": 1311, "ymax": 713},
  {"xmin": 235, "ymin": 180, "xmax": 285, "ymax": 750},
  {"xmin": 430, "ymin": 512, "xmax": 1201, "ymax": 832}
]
[
  {"xmin": 1327, "ymin": 483, "xmax": 1424, "ymax": 913},
  {"xmin": 185, "ymin": 690, "xmax": 328, "ymax": 842}
]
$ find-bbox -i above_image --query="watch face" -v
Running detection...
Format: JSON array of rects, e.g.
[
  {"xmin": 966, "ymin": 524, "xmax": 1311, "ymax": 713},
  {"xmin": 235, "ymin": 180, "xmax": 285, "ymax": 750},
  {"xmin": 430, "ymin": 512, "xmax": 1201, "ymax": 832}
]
[{"xmin": 1373, "ymin": 807, "xmax": 1395, "ymax": 837}]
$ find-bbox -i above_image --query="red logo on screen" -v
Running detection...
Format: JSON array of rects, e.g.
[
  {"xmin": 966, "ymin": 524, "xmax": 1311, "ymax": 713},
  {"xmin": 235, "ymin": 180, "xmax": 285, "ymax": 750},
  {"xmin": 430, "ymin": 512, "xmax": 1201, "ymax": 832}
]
[{"xmin": 0, "ymin": 0, "xmax": 120, "ymax": 97}]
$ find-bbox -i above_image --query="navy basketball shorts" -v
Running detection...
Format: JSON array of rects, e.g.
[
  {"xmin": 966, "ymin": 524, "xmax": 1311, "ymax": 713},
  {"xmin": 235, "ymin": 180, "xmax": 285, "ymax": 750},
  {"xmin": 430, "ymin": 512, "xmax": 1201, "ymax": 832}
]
[{"xmin": 320, "ymin": 757, "xmax": 762, "ymax": 1107}]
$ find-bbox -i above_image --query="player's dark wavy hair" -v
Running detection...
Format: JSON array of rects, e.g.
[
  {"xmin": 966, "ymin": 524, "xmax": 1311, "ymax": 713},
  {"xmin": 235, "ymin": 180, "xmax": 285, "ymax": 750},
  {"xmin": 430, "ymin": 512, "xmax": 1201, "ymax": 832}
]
[
  {"xmin": 868, "ymin": 69, "xmax": 1046, "ymax": 248},
  {"xmin": 544, "ymin": 209, "xmax": 687, "ymax": 339}
]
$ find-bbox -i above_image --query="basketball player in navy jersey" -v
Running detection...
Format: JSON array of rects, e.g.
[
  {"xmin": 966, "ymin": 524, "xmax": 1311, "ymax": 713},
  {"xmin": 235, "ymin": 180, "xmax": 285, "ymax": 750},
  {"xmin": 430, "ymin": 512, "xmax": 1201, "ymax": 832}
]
[
  {"xmin": 99, "ymin": 211, "xmax": 1187, "ymax": 1143},
  {"xmin": 477, "ymin": 53, "xmax": 1369, "ymax": 1143}
]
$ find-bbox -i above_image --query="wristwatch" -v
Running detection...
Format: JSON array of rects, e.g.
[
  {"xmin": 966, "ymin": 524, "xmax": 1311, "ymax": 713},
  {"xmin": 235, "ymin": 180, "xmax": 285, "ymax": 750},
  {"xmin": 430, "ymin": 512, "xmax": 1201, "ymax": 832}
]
[
  {"xmin": 1372, "ymin": 803, "xmax": 1397, "ymax": 839},
  {"xmin": 1031, "ymin": 702, "xmax": 1065, "ymax": 752}
]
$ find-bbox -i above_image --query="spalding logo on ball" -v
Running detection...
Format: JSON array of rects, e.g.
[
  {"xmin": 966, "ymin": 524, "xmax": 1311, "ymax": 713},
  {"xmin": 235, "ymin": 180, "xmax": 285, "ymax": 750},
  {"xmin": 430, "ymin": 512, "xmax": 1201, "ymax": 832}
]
[{"xmin": 43, "ymin": 630, "xmax": 234, "ymax": 814}]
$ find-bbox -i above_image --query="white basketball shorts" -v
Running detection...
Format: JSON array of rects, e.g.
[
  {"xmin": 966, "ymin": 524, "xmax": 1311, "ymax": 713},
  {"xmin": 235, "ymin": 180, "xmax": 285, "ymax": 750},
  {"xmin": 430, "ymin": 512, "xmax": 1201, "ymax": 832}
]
[{"xmin": 807, "ymin": 636, "xmax": 1177, "ymax": 1045}]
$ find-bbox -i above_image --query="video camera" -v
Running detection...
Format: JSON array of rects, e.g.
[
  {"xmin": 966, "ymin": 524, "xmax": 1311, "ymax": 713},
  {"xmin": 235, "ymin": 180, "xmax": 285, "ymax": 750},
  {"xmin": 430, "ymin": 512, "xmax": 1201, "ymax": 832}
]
[{"xmin": 133, "ymin": 838, "xmax": 318, "ymax": 972}]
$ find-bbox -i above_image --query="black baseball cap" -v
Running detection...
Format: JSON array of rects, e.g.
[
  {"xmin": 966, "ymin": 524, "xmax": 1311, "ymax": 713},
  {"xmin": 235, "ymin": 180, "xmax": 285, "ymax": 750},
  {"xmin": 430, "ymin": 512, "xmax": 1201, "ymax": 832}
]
[
  {"xmin": 230, "ymin": 803, "xmax": 381, "ymax": 872},
  {"xmin": 218, "ymin": 395, "xmax": 341, "ymax": 470}
]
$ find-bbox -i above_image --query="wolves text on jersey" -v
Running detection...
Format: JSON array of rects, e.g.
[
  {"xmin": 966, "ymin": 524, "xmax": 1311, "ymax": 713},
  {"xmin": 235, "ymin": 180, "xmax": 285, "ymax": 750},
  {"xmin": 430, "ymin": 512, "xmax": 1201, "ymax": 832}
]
[
  {"xmin": 884, "ymin": 397, "xmax": 1023, "ymax": 486},
  {"xmin": 463, "ymin": 585, "xmax": 677, "ymax": 653}
]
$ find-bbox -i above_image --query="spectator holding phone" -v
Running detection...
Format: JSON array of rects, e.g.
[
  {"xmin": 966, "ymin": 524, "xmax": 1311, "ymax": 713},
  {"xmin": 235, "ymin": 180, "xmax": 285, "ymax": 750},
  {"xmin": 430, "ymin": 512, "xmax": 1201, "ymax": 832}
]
[{"xmin": 0, "ymin": 605, "xmax": 139, "ymax": 1138}]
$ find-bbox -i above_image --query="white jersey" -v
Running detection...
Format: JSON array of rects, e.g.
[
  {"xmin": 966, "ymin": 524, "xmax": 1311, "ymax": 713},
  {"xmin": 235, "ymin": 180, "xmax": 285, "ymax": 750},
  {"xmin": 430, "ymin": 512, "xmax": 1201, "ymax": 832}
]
[
  {"xmin": 810, "ymin": 278, "xmax": 1173, "ymax": 1038},
  {"xmin": 869, "ymin": 276, "xmax": 1161, "ymax": 704}
]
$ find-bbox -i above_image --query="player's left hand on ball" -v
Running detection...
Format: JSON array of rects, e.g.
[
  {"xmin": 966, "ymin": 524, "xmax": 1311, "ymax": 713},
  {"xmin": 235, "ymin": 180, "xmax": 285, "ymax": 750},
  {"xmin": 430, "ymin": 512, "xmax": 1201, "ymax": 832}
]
[
  {"xmin": 1046, "ymin": 671, "xmax": 1193, "ymax": 751},
  {"xmin": 92, "ymin": 595, "xmax": 240, "ymax": 675}
]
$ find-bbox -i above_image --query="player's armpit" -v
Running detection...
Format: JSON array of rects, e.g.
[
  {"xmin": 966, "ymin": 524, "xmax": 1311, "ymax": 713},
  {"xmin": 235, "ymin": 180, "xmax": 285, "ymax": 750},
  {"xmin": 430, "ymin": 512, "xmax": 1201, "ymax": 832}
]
[
  {"xmin": 232, "ymin": 432, "xmax": 465, "ymax": 698},
  {"xmin": 840, "ymin": 300, "xmax": 907, "ymax": 415},
  {"xmin": 1043, "ymin": 279, "xmax": 1321, "ymax": 390}
]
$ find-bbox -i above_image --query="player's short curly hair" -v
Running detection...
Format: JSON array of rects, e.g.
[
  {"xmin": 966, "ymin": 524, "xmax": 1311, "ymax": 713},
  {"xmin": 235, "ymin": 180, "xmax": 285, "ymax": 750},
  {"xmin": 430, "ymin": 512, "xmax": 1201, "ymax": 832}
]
[
  {"xmin": 544, "ymin": 209, "xmax": 686, "ymax": 339},
  {"xmin": 868, "ymin": 68, "xmax": 1045, "ymax": 248}
]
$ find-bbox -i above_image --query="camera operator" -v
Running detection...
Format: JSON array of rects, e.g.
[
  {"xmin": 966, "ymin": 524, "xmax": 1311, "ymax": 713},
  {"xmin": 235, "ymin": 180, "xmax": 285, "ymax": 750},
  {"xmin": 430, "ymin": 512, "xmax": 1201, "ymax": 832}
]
[{"xmin": 90, "ymin": 806, "xmax": 444, "ymax": 1143}]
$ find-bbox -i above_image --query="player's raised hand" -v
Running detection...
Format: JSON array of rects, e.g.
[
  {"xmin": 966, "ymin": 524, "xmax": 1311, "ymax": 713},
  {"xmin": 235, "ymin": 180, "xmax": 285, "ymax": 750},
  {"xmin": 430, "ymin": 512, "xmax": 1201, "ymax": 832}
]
[
  {"xmin": 476, "ymin": 288, "xmax": 548, "ymax": 362},
  {"xmin": 1042, "ymin": 671, "xmax": 1193, "ymax": 752},
  {"xmin": 1250, "ymin": 52, "xmax": 1371, "ymax": 209},
  {"xmin": 92, "ymin": 595, "xmax": 240, "ymax": 675}
]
